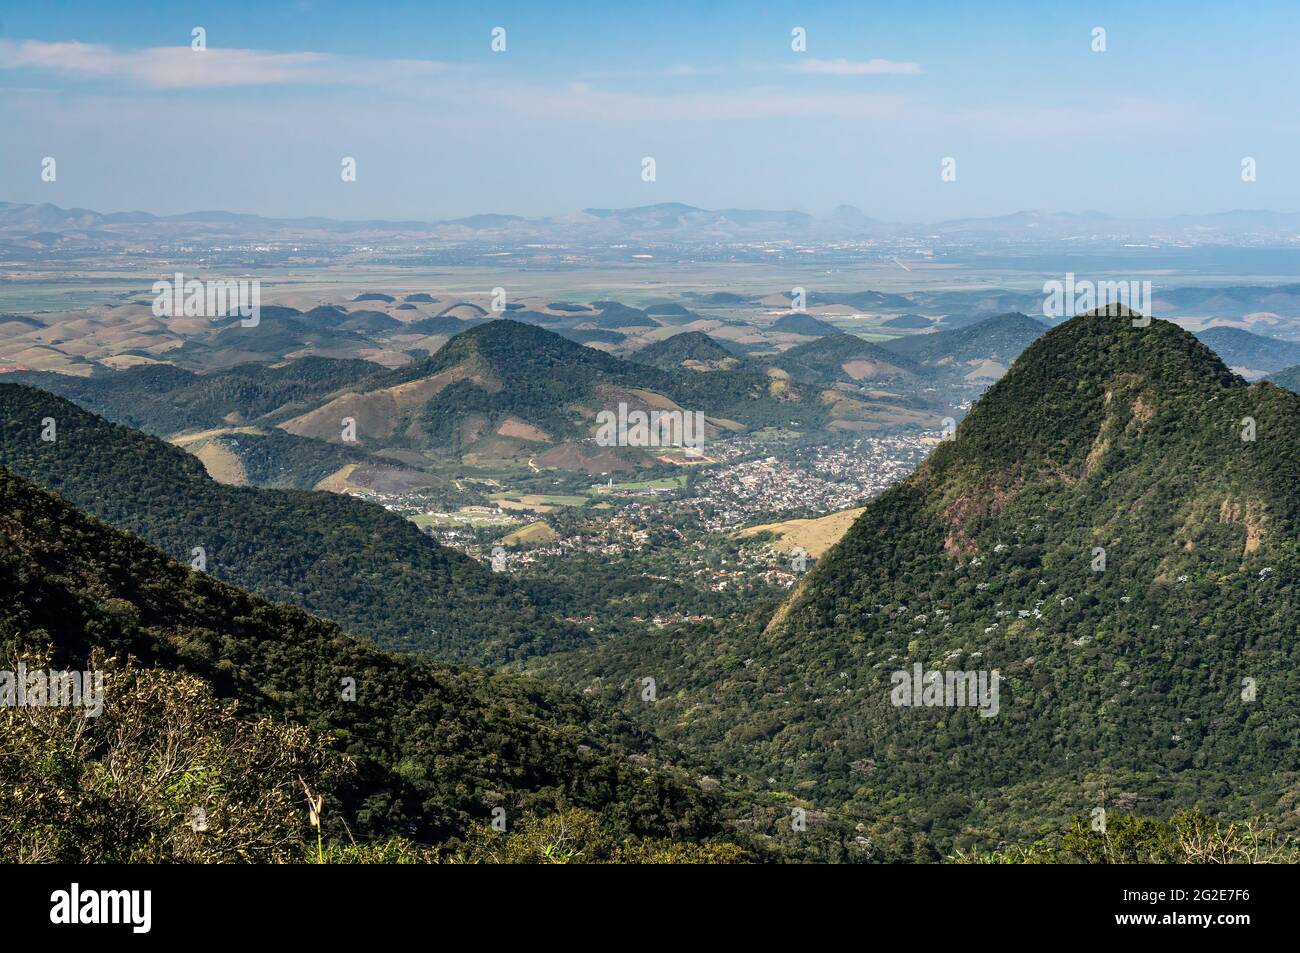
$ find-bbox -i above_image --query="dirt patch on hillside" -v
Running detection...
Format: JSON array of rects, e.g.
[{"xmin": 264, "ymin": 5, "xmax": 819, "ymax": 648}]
[
  {"xmin": 537, "ymin": 442, "xmax": 649, "ymax": 475},
  {"xmin": 192, "ymin": 440, "xmax": 248, "ymax": 486},
  {"xmin": 736, "ymin": 507, "xmax": 866, "ymax": 558},
  {"xmin": 496, "ymin": 417, "xmax": 552, "ymax": 442},
  {"xmin": 1220, "ymin": 498, "xmax": 1266, "ymax": 554}
]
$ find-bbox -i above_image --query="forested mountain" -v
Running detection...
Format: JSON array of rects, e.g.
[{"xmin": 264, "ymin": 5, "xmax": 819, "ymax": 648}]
[
  {"xmin": 632, "ymin": 331, "xmax": 740, "ymax": 371},
  {"xmin": 881, "ymin": 312, "xmax": 1047, "ymax": 366},
  {"xmin": 0, "ymin": 464, "xmax": 737, "ymax": 859},
  {"xmin": 769, "ymin": 332, "xmax": 924, "ymax": 386},
  {"xmin": 581, "ymin": 301, "xmax": 659, "ymax": 329},
  {"xmin": 7, "ymin": 356, "xmax": 382, "ymax": 436},
  {"xmin": 538, "ymin": 309, "xmax": 1300, "ymax": 859},
  {"xmin": 1266, "ymin": 364, "xmax": 1300, "ymax": 394},
  {"xmin": 770, "ymin": 313, "xmax": 840, "ymax": 336},
  {"xmin": 0, "ymin": 383, "xmax": 587, "ymax": 663},
  {"xmin": 1196, "ymin": 326, "xmax": 1300, "ymax": 376}
]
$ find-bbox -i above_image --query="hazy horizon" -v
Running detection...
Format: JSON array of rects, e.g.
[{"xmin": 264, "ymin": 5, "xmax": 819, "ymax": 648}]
[
  {"xmin": 3, "ymin": 0, "xmax": 1298, "ymax": 221},
  {"xmin": 6, "ymin": 196, "xmax": 1300, "ymax": 226}
]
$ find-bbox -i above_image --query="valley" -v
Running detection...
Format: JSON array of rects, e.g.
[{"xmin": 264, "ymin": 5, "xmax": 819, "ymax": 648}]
[{"xmin": 3, "ymin": 213, "xmax": 1299, "ymax": 866}]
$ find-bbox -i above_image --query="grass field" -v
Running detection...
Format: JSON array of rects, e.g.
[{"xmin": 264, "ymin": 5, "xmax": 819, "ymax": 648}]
[
  {"xmin": 591, "ymin": 474, "xmax": 687, "ymax": 493},
  {"xmin": 492, "ymin": 492, "xmax": 589, "ymax": 511},
  {"xmin": 748, "ymin": 427, "xmax": 804, "ymax": 443},
  {"xmin": 412, "ymin": 510, "xmax": 519, "ymax": 529}
]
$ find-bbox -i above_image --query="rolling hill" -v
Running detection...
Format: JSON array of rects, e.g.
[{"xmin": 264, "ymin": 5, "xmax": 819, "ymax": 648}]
[
  {"xmin": 7, "ymin": 356, "xmax": 383, "ymax": 437},
  {"xmin": 882, "ymin": 314, "xmax": 934, "ymax": 330},
  {"xmin": 278, "ymin": 320, "xmax": 823, "ymax": 468},
  {"xmin": 771, "ymin": 313, "xmax": 840, "ymax": 336},
  {"xmin": 171, "ymin": 314, "xmax": 380, "ymax": 369},
  {"xmin": 881, "ymin": 312, "xmax": 1048, "ymax": 384},
  {"xmin": 770, "ymin": 332, "xmax": 925, "ymax": 386},
  {"xmin": 1196, "ymin": 326, "xmax": 1300, "ymax": 377},
  {"xmin": 632, "ymin": 331, "xmax": 740, "ymax": 371},
  {"xmin": 581, "ymin": 302, "xmax": 660, "ymax": 330},
  {"xmin": 1266, "ymin": 364, "xmax": 1300, "ymax": 394}
]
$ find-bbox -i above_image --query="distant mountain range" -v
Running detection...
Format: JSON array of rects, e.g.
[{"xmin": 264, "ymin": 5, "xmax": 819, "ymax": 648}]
[{"xmin": 5, "ymin": 199, "xmax": 1300, "ymax": 244}]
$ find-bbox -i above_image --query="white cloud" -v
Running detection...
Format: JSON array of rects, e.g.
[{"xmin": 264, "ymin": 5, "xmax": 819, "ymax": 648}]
[
  {"xmin": 481, "ymin": 82, "xmax": 906, "ymax": 122},
  {"xmin": 0, "ymin": 38, "xmax": 453, "ymax": 89},
  {"xmin": 787, "ymin": 58, "xmax": 922, "ymax": 76}
]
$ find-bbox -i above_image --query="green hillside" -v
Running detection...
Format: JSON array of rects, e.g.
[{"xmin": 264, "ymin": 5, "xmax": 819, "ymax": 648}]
[
  {"xmin": 770, "ymin": 332, "xmax": 925, "ymax": 385},
  {"xmin": 1196, "ymin": 326, "xmax": 1300, "ymax": 375},
  {"xmin": 771, "ymin": 313, "xmax": 840, "ymax": 336},
  {"xmin": 0, "ymin": 464, "xmax": 734, "ymax": 856},
  {"xmin": 8, "ymin": 356, "xmax": 383, "ymax": 436},
  {"xmin": 881, "ymin": 312, "xmax": 1046, "ymax": 365},
  {"xmin": 632, "ymin": 331, "xmax": 739, "ymax": 370},
  {"xmin": 281, "ymin": 320, "xmax": 823, "ymax": 460},
  {"xmin": 538, "ymin": 310, "xmax": 1300, "ymax": 859},
  {"xmin": 1266, "ymin": 364, "xmax": 1300, "ymax": 394},
  {"xmin": 0, "ymin": 382, "xmax": 588, "ymax": 663}
]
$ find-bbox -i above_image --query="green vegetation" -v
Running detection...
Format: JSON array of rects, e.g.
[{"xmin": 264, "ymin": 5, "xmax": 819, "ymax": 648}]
[
  {"xmin": 0, "ymin": 464, "xmax": 735, "ymax": 855},
  {"xmin": 770, "ymin": 313, "xmax": 840, "ymax": 336},
  {"xmin": 6, "ymin": 291, "xmax": 1299, "ymax": 864},
  {"xmin": 491, "ymin": 493, "xmax": 589, "ymax": 510},
  {"xmin": 882, "ymin": 314, "xmax": 933, "ymax": 330},
  {"xmin": 9, "ymin": 356, "xmax": 381, "ymax": 438},
  {"xmin": 632, "ymin": 331, "xmax": 737, "ymax": 369},
  {"xmin": 1196, "ymin": 325, "xmax": 1300, "ymax": 373},
  {"xmin": 348, "ymin": 320, "xmax": 825, "ymax": 455},
  {"xmin": 438, "ymin": 808, "xmax": 749, "ymax": 864},
  {"xmin": 200, "ymin": 428, "xmax": 372, "ymax": 488},
  {"xmin": 880, "ymin": 311, "xmax": 1046, "ymax": 366},
  {"xmin": 0, "ymin": 383, "xmax": 590, "ymax": 663},
  {"xmin": 175, "ymin": 315, "xmax": 374, "ymax": 369},
  {"xmin": 594, "ymin": 475, "xmax": 687, "ymax": 492},
  {"xmin": 953, "ymin": 810, "xmax": 1300, "ymax": 864},
  {"xmin": 770, "ymin": 332, "xmax": 924, "ymax": 385},
  {"xmin": 1, "ymin": 652, "xmax": 339, "ymax": 863},
  {"xmin": 1266, "ymin": 363, "xmax": 1300, "ymax": 394}
]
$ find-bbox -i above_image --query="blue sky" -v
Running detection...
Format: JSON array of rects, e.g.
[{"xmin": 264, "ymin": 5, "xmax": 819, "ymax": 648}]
[{"xmin": 1, "ymin": 0, "xmax": 1296, "ymax": 221}]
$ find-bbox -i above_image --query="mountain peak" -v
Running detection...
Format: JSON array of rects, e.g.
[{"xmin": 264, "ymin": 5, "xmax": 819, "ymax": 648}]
[
  {"xmin": 633, "ymin": 331, "xmax": 737, "ymax": 370},
  {"xmin": 925, "ymin": 310, "xmax": 1243, "ymax": 487}
]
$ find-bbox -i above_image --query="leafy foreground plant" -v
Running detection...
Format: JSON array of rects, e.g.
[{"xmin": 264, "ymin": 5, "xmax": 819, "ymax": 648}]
[
  {"xmin": 0, "ymin": 650, "xmax": 340, "ymax": 864},
  {"xmin": 434, "ymin": 808, "xmax": 750, "ymax": 864},
  {"xmin": 952, "ymin": 810, "xmax": 1300, "ymax": 864}
]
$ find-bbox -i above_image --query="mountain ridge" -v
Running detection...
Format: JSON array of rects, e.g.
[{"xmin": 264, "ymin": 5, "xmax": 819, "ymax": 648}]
[{"xmin": 0, "ymin": 381, "xmax": 588, "ymax": 662}]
